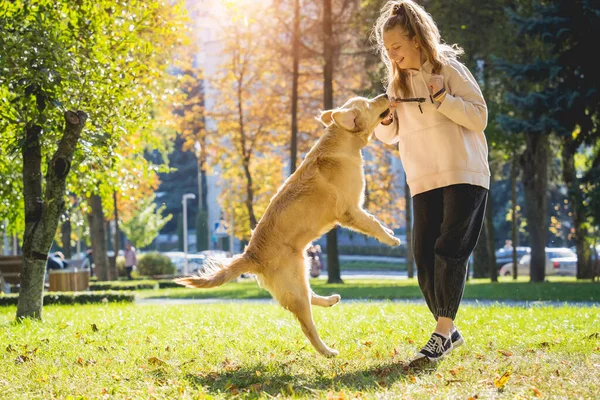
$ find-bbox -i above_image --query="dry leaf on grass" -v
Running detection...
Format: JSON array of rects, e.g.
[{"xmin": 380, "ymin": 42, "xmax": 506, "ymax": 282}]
[{"xmin": 494, "ymin": 370, "xmax": 511, "ymax": 390}]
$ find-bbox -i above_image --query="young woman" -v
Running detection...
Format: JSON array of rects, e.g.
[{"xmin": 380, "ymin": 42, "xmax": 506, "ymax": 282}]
[{"xmin": 372, "ymin": 0, "xmax": 490, "ymax": 366}]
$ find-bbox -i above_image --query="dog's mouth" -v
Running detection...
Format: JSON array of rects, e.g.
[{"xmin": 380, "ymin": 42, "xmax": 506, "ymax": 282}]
[{"xmin": 379, "ymin": 108, "xmax": 391, "ymax": 119}]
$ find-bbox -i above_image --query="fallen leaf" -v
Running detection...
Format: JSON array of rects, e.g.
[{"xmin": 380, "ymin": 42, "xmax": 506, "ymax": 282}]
[
  {"xmin": 6, "ymin": 344, "xmax": 15, "ymax": 353},
  {"xmin": 77, "ymin": 357, "xmax": 83, "ymax": 365},
  {"xmin": 467, "ymin": 396, "xmax": 479, "ymax": 400},
  {"xmin": 494, "ymin": 370, "xmax": 511, "ymax": 390},
  {"xmin": 531, "ymin": 386, "xmax": 542, "ymax": 397},
  {"xmin": 361, "ymin": 340, "xmax": 372, "ymax": 347},
  {"xmin": 409, "ymin": 375, "xmax": 416, "ymax": 383},
  {"xmin": 586, "ymin": 333, "xmax": 599, "ymax": 340},
  {"xmin": 255, "ymin": 370, "xmax": 262, "ymax": 376},
  {"xmin": 449, "ymin": 366, "xmax": 464, "ymax": 376},
  {"xmin": 112, "ymin": 374, "xmax": 121, "ymax": 381},
  {"xmin": 91, "ymin": 323, "xmax": 99, "ymax": 332},
  {"xmin": 148, "ymin": 357, "xmax": 167, "ymax": 366},
  {"xmin": 498, "ymin": 350, "xmax": 513, "ymax": 357}
]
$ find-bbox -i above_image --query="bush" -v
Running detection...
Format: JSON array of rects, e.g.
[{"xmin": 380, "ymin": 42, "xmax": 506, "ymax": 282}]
[
  {"xmin": 88, "ymin": 280, "xmax": 158, "ymax": 291},
  {"xmin": 136, "ymin": 252, "xmax": 175, "ymax": 277},
  {"xmin": 0, "ymin": 291, "xmax": 135, "ymax": 306},
  {"xmin": 157, "ymin": 280, "xmax": 184, "ymax": 289}
]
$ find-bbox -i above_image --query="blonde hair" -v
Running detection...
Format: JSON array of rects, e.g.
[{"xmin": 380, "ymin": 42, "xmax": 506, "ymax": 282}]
[{"xmin": 371, "ymin": 0, "xmax": 463, "ymax": 97}]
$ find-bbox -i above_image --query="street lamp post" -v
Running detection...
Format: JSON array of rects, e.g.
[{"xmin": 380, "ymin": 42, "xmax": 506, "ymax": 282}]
[{"xmin": 182, "ymin": 193, "xmax": 196, "ymax": 275}]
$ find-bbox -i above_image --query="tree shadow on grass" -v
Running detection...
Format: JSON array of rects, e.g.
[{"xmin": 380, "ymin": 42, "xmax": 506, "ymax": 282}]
[{"xmin": 183, "ymin": 359, "xmax": 436, "ymax": 397}]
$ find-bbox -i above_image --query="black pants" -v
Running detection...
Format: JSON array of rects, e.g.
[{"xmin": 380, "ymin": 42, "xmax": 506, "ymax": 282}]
[
  {"xmin": 412, "ymin": 184, "xmax": 488, "ymax": 321},
  {"xmin": 125, "ymin": 266, "xmax": 133, "ymax": 280}
]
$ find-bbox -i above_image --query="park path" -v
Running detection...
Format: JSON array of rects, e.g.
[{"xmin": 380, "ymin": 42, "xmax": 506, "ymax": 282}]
[{"xmin": 136, "ymin": 297, "xmax": 599, "ymax": 308}]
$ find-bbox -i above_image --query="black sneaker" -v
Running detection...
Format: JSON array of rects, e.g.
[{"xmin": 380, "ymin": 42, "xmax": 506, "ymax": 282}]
[
  {"xmin": 409, "ymin": 332, "xmax": 453, "ymax": 366},
  {"xmin": 451, "ymin": 328, "xmax": 464, "ymax": 348}
]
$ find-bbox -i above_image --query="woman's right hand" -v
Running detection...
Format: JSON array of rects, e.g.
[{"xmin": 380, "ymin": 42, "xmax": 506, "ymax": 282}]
[{"xmin": 381, "ymin": 109, "xmax": 394, "ymax": 125}]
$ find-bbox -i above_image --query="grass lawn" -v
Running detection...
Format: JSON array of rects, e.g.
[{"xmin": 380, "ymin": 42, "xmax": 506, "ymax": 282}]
[
  {"xmin": 0, "ymin": 303, "xmax": 598, "ymax": 399},
  {"xmin": 137, "ymin": 276, "xmax": 600, "ymax": 302}
]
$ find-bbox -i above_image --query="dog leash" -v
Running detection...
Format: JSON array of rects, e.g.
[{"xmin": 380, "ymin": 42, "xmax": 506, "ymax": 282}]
[{"xmin": 391, "ymin": 96, "xmax": 432, "ymax": 114}]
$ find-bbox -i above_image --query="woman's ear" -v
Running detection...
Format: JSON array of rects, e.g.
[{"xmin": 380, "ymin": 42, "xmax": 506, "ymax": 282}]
[
  {"xmin": 317, "ymin": 110, "xmax": 334, "ymax": 126},
  {"xmin": 332, "ymin": 108, "xmax": 358, "ymax": 131}
]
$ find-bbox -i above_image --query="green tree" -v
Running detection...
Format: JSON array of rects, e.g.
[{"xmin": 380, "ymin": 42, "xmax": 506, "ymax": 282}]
[
  {"xmin": 120, "ymin": 194, "xmax": 172, "ymax": 250},
  {"xmin": 0, "ymin": 0, "xmax": 188, "ymax": 319}
]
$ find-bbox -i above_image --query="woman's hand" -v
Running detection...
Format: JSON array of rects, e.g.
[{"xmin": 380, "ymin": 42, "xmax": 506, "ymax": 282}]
[
  {"xmin": 428, "ymin": 74, "xmax": 444, "ymax": 95},
  {"xmin": 381, "ymin": 110, "xmax": 394, "ymax": 125}
]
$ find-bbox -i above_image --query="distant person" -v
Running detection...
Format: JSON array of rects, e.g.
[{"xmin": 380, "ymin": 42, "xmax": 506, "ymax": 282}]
[
  {"xmin": 124, "ymin": 242, "xmax": 137, "ymax": 280},
  {"xmin": 307, "ymin": 244, "xmax": 322, "ymax": 278},
  {"xmin": 504, "ymin": 240, "xmax": 513, "ymax": 251},
  {"xmin": 47, "ymin": 252, "xmax": 65, "ymax": 270},
  {"xmin": 81, "ymin": 249, "xmax": 95, "ymax": 276}
]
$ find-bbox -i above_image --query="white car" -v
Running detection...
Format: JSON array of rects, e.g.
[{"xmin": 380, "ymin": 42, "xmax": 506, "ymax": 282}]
[
  {"xmin": 499, "ymin": 247, "xmax": 578, "ymax": 277},
  {"xmin": 163, "ymin": 250, "xmax": 233, "ymax": 274}
]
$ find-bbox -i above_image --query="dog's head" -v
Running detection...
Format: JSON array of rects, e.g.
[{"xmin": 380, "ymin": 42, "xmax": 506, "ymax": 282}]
[{"xmin": 317, "ymin": 94, "xmax": 391, "ymax": 143}]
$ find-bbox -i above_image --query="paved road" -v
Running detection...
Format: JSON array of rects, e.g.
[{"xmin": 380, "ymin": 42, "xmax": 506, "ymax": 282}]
[{"xmin": 136, "ymin": 297, "xmax": 600, "ymax": 308}]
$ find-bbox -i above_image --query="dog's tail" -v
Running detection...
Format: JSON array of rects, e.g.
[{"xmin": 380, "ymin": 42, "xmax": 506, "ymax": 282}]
[{"xmin": 174, "ymin": 254, "xmax": 258, "ymax": 289}]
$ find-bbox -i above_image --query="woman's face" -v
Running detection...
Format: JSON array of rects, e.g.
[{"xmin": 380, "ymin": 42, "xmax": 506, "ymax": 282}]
[{"xmin": 383, "ymin": 26, "xmax": 422, "ymax": 70}]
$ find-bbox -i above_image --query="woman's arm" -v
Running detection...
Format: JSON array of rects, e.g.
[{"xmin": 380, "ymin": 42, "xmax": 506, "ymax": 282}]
[{"xmin": 436, "ymin": 60, "xmax": 488, "ymax": 133}]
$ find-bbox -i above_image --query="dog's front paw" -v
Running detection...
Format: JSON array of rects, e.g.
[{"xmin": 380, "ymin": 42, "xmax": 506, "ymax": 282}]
[
  {"xmin": 384, "ymin": 236, "xmax": 402, "ymax": 247},
  {"xmin": 321, "ymin": 347, "xmax": 339, "ymax": 357}
]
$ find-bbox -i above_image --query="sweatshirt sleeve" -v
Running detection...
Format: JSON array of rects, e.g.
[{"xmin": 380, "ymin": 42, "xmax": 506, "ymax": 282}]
[
  {"xmin": 436, "ymin": 60, "xmax": 488, "ymax": 133},
  {"xmin": 373, "ymin": 108, "xmax": 400, "ymax": 144}
]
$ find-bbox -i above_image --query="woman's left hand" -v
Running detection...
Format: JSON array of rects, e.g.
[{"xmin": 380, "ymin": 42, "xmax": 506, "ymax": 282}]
[{"xmin": 428, "ymin": 74, "xmax": 444, "ymax": 95}]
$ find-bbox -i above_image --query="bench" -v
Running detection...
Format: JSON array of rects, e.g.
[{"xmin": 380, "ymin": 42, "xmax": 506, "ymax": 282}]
[{"xmin": 0, "ymin": 255, "xmax": 22, "ymax": 290}]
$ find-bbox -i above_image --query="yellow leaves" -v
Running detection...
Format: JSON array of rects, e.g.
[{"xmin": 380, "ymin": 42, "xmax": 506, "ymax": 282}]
[
  {"xmin": 494, "ymin": 370, "xmax": 511, "ymax": 390},
  {"xmin": 327, "ymin": 390, "xmax": 346, "ymax": 399},
  {"xmin": 409, "ymin": 374, "xmax": 417, "ymax": 383},
  {"xmin": 148, "ymin": 356, "xmax": 167, "ymax": 366},
  {"xmin": 497, "ymin": 349, "xmax": 513, "ymax": 357},
  {"xmin": 449, "ymin": 366, "xmax": 464, "ymax": 376},
  {"xmin": 531, "ymin": 386, "xmax": 543, "ymax": 398}
]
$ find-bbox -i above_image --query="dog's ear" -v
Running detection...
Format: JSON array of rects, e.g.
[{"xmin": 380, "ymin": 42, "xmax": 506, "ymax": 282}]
[
  {"xmin": 317, "ymin": 110, "xmax": 334, "ymax": 126},
  {"xmin": 332, "ymin": 108, "xmax": 358, "ymax": 131}
]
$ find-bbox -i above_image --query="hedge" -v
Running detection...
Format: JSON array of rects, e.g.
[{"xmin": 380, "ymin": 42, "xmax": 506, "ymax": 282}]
[
  {"xmin": 0, "ymin": 291, "xmax": 135, "ymax": 306},
  {"xmin": 88, "ymin": 281, "xmax": 158, "ymax": 291}
]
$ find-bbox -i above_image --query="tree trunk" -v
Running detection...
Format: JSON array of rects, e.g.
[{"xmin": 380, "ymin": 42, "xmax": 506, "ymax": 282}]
[
  {"xmin": 111, "ymin": 191, "xmax": 120, "ymax": 278},
  {"xmin": 17, "ymin": 111, "xmax": 87, "ymax": 320},
  {"xmin": 61, "ymin": 217, "xmax": 72, "ymax": 259},
  {"xmin": 326, "ymin": 228, "xmax": 343, "ymax": 283},
  {"xmin": 88, "ymin": 194, "xmax": 111, "ymax": 281},
  {"xmin": 322, "ymin": 0, "xmax": 341, "ymax": 283},
  {"xmin": 289, "ymin": 0, "xmax": 300, "ymax": 175},
  {"xmin": 520, "ymin": 134, "xmax": 548, "ymax": 282},
  {"xmin": 561, "ymin": 136, "xmax": 593, "ymax": 279},
  {"xmin": 486, "ymin": 181, "xmax": 498, "ymax": 282},
  {"xmin": 404, "ymin": 178, "xmax": 414, "ymax": 278},
  {"xmin": 511, "ymin": 156, "xmax": 519, "ymax": 280}
]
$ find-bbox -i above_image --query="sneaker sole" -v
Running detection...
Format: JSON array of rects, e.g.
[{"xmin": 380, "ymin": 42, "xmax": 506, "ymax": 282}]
[{"xmin": 452, "ymin": 337, "xmax": 464, "ymax": 348}]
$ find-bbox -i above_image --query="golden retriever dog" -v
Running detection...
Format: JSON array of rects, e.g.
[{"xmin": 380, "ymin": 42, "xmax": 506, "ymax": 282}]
[{"xmin": 175, "ymin": 94, "xmax": 400, "ymax": 357}]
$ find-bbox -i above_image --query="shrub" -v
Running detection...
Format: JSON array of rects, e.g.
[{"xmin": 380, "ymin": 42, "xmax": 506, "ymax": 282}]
[
  {"xmin": 88, "ymin": 280, "xmax": 158, "ymax": 291},
  {"xmin": 136, "ymin": 252, "xmax": 175, "ymax": 277},
  {"xmin": 157, "ymin": 280, "xmax": 184, "ymax": 289},
  {"xmin": 0, "ymin": 291, "xmax": 135, "ymax": 306}
]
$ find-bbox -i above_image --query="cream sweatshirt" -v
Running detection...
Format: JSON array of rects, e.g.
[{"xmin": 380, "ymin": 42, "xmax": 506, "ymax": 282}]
[{"xmin": 374, "ymin": 59, "xmax": 490, "ymax": 196}]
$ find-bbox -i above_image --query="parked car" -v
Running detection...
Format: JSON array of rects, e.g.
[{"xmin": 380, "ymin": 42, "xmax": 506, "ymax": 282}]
[
  {"xmin": 494, "ymin": 246, "xmax": 530, "ymax": 270},
  {"xmin": 499, "ymin": 247, "xmax": 577, "ymax": 277},
  {"xmin": 163, "ymin": 250, "xmax": 232, "ymax": 274}
]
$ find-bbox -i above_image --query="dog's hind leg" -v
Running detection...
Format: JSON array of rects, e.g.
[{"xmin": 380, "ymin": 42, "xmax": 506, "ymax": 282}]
[
  {"xmin": 310, "ymin": 291, "xmax": 341, "ymax": 307},
  {"xmin": 269, "ymin": 263, "xmax": 339, "ymax": 357}
]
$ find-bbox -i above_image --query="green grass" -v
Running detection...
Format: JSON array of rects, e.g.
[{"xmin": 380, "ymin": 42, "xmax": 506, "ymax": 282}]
[
  {"xmin": 137, "ymin": 276, "xmax": 600, "ymax": 302},
  {"xmin": 0, "ymin": 303, "xmax": 598, "ymax": 399}
]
